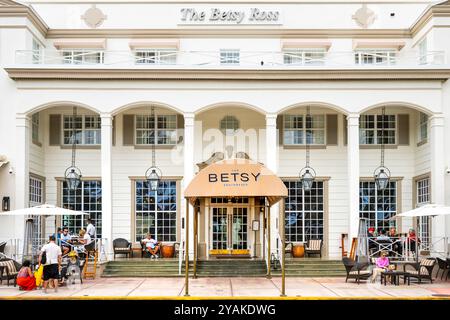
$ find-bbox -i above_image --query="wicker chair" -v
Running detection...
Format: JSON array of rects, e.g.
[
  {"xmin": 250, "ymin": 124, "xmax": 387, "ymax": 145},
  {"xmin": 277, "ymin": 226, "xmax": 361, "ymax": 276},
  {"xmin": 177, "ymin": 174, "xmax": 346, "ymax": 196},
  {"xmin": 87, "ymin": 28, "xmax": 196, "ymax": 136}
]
[
  {"xmin": 0, "ymin": 241, "xmax": 6, "ymax": 254},
  {"xmin": 436, "ymin": 257, "xmax": 449, "ymax": 280},
  {"xmin": 342, "ymin": 257, "xmax": 372, "ymax": 284},
  {"xmin": 0, "ymin": 258, "xmax": 20, "ymax": 287},
  {"xmin": 405, "ymin": 258, "xmax": 436, "ymax": 283},
  {"xmin": 113, "ymin": 238, "xmax": 132, "ymax": 259},
  {"xmin": 305, "ymin": 239, "xmax": 323, "ymax": 258}
]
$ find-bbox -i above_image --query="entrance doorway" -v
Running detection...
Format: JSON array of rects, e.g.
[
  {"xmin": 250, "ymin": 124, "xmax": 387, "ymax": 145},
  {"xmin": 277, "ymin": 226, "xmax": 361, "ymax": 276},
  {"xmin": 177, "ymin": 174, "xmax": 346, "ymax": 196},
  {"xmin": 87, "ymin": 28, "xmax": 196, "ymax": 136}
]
[{"xmin": 211, "ymin": 206, "xmax": 249, "ymax": 255}]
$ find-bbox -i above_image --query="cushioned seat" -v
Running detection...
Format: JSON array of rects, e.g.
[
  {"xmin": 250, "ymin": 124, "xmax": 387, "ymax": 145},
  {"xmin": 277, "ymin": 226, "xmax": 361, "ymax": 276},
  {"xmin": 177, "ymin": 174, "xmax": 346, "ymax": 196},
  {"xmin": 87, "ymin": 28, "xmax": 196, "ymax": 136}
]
[{"xmin": 0, "ymin": 259, "xmax": 19, "ymax": 286}]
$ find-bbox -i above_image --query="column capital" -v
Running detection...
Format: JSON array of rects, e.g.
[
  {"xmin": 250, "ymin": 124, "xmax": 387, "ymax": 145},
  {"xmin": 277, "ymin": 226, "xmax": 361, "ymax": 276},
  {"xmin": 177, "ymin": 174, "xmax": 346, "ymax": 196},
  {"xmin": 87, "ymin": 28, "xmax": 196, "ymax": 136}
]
[
  {"xmin": 346, "ymin": 113, "xmax": 360, "ymax": 126},
  {"xmin": 100, "ymin": 113, "xmax": 113, "ymax": 126},
  {"xmin": 184, "ymin": 112, "xmax": 195, "ymax": 126},
  {"xmin": 430, "ymin": 114, "xmax": 445, "ymax": 127},
  {"xmin": 266, "ymin": 113, "xmax": 277, "ymax": 126},
  {"xmin": 15, "ymin": 113, "xmax": 30, "ymax": 127}
]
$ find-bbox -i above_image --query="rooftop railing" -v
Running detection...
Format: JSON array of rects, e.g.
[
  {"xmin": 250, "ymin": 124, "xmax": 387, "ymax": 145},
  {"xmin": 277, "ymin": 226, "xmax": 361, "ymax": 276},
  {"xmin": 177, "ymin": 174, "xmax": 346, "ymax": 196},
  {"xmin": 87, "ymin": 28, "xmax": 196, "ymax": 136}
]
[{"xmin": 15, "ymin": 50, "xmax": 447, "ymax": 69}]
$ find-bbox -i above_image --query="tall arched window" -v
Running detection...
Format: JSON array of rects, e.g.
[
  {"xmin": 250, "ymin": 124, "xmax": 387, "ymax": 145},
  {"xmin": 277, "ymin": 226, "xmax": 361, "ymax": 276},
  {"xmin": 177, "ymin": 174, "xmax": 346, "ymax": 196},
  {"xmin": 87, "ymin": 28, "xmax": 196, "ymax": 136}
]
[{"xmin": 220, "ymin": 115, "xmax": 239, "ymax": 135}]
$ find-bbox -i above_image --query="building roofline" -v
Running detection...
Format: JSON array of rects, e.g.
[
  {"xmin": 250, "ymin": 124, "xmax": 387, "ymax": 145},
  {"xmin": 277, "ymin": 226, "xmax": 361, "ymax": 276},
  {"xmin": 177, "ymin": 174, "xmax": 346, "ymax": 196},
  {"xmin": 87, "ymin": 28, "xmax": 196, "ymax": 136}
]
[
  {"xmin": 5, "ymin": 67, "xmax": 450, "ymax": 80},
  {"xmin": 0, "ymin": 0, "xmax": 49, "ymax": 36}
]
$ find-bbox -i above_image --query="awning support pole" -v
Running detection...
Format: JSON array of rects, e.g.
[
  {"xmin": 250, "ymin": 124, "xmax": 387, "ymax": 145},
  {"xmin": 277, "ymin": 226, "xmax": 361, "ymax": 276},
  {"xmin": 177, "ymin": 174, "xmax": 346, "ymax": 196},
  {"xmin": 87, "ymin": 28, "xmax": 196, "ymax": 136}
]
[
  {"xmin": 184, "ymin": 199, "xmax": 190, "ymax": 296},
  {"xmin": 280, "ymin": 197, "xmax": 286, "ymax": 297},
  {"xmin": 193, "ymin": 205, "xmax": 198, "ymax": 279},
  {"xmin": 267, "ymin": 202, "xmax": 271, "ymax": 279}
]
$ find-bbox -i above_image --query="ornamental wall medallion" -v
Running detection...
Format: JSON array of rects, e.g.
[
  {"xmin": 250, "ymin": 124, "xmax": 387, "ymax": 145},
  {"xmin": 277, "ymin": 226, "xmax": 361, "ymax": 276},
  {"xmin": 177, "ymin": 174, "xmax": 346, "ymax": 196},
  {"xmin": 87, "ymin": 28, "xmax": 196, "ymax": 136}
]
[
  {"xmin": 81, "ymin": 5, "xmax": 107, "ymax": 28},
  {"xmin": 352, "ymin": 4, "xmax": 377, "ymax": 28}
]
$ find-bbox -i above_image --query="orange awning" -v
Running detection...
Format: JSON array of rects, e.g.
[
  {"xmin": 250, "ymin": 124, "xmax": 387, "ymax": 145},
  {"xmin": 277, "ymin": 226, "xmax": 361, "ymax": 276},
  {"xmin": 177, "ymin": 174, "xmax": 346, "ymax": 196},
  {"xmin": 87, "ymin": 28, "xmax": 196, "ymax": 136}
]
[{"xmin": 184, "ymin": 159, "xmax": 287, "ymax": 206}]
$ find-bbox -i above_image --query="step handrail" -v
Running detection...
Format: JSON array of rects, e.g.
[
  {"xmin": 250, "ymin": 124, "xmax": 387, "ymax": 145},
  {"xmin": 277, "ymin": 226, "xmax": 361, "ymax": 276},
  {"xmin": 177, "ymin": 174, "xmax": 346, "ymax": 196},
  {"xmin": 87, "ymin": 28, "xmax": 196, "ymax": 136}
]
[{"xmin": 178, "ymin": 239, "xmax": 185, "ymax": 275}]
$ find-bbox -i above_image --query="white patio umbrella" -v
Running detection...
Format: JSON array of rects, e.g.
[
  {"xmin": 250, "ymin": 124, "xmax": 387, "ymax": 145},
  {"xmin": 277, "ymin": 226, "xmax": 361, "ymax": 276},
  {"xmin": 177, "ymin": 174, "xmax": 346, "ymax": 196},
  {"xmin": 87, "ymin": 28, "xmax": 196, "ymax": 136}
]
[
  {"xmin": 396, "ymin": 204, "xmax": 450, "ymax": 218},
  {"xmin": 0, "ymin": 203, "xmax": 88, "ymax": 216}
]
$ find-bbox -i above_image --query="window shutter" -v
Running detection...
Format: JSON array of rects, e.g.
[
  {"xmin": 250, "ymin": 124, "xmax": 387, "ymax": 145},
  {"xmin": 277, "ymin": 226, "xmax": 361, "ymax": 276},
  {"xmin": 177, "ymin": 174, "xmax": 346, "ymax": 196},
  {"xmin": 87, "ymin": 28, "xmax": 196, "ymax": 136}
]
[
  {"xmin": 277, "ymin": 115, "xmax": 283, "ymax": 146},
  {"xmin": 177, "ymin": 114, "xmax": 184, "ymax": 144},
  {"xmin": 398, "ymin": 114, "xmax": 409, "ymax": 145},
  {"xmin": 112, "ymin": 116, "xmax": 116, "ymax": 146},
  {"xmin": 343, "ymin": 117, "xmax": 348, "ymax": 146},
  {"xmin": 49, "ymin": 114, "xmax": 61, "ymax": 146},
  {"xmin": 123, "ymin": 115, "xmax": 135, "ymax": 146},
  {"xmin": 326, "ymin": 114, "xmax": 338, "ymax": 145}
]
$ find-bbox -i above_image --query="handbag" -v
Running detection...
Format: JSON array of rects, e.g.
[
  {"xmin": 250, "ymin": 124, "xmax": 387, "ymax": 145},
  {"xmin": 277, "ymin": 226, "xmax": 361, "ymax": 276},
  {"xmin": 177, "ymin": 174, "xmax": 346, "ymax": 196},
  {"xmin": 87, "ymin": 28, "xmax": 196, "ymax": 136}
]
[{"xmin": 41, "ymin": 251, "xmax": 47, "ymax": 265}]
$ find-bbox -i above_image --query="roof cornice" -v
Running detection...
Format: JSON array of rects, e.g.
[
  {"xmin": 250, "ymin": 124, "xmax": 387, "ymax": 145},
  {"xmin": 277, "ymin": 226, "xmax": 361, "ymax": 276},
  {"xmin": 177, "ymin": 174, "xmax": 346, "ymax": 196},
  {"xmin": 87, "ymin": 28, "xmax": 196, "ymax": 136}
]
[
  {"xmin": 0, "ymin": 5, "xmax": 49, "ymax": 36},
  {"xmin": 410, "ymin": 4, "xmax": 450, "ymax": 36},
  {"xmin": 5, "ymin": 67, "xmax": 450, "ymax": 80}
]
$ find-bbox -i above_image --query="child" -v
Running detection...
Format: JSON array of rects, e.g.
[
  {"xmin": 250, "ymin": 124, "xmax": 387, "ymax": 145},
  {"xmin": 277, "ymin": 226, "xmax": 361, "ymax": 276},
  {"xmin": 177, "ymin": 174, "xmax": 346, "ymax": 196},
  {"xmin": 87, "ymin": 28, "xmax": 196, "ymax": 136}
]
[{"xmin": 17, "ymin": 260, "xmax": 37, "ymax": 291}]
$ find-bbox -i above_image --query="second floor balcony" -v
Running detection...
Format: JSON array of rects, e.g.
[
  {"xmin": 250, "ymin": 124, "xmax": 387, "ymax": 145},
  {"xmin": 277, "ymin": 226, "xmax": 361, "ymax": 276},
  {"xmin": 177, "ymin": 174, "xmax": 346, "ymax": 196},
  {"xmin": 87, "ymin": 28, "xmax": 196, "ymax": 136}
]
[{"xmin": 15, "ymin": 49, "xmax": 447, "ymax": 70}]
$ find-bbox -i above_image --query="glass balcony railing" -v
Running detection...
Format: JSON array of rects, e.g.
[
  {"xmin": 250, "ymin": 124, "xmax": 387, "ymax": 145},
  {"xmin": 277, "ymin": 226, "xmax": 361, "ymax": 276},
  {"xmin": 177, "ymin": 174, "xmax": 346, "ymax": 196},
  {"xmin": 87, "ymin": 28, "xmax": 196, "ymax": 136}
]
[{"xmin": 14, "ymin": 49, "xmax": 447, "ymax": 68}]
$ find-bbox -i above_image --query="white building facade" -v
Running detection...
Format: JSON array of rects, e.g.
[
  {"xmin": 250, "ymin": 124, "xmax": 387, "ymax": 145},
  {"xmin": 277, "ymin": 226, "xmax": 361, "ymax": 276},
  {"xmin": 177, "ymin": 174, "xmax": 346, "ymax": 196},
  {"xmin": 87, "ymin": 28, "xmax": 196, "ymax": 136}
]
[{"xmin": 1, "ymin": 0, "xmax": 450, "ymax": 260}]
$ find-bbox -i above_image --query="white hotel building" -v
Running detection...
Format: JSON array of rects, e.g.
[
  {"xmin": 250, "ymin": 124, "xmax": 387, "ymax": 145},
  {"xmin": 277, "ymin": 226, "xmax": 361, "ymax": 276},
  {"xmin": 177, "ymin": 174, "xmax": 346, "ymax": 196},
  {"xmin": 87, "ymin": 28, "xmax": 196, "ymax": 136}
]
[{"xmin": 1, "ymin": 0, "xmax": 450, "ymax": 262}]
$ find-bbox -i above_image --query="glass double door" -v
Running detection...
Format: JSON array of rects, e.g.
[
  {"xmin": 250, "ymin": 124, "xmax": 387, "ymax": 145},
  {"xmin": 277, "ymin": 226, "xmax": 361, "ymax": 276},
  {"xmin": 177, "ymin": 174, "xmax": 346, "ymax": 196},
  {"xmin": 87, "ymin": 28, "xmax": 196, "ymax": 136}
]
[{"xmin": 211, "ymin": 207, "xmax": 248, "ymax": 254}]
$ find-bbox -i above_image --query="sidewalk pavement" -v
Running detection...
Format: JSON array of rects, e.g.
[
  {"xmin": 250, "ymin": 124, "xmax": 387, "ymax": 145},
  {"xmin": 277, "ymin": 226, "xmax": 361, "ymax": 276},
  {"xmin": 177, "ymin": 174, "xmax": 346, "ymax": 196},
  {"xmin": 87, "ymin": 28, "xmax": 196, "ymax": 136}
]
[{"xmin": 1, "ymin": 277, "xmax": 450, "ymax": 298}]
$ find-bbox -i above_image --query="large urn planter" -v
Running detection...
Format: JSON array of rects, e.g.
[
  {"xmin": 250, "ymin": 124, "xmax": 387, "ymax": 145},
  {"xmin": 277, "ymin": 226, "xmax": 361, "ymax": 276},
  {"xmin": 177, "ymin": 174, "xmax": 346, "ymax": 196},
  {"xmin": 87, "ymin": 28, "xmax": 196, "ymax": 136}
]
[{"xmin": 292, "ymin": 242, "xmax": 305, "ymax": 258}]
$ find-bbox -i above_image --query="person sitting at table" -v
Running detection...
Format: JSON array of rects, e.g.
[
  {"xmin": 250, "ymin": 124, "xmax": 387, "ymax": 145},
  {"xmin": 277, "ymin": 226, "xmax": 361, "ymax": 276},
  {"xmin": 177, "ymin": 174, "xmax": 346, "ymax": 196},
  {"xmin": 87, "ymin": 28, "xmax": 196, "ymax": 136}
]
[
  {"xmin": 141, "ymin": 233, "xmax": 160, "ymax": 259},
  {"xmin": 60, "ymin": 226, "xmax": 72, "ymax": 255},
  {"xmin": 376, "ymin": 229, "xmax": 391, "ymax": 241},
  {"xmin": 371, "ymin": 251, "xmax": 390, "ymax": 283},
  {"xmin": 78, "ymin": 229, "xmax": 91, "ymax": 245},
  {"xmin": 407, "ymin": 229, "xmax": 420, "ymax": 254},
  {"xmin": 17, "ymin": 260, "xmax": 37, "ymax": 291},
  {"xmin": 53, "ymin": 227, "xmax": 62, "ymax": 246}
]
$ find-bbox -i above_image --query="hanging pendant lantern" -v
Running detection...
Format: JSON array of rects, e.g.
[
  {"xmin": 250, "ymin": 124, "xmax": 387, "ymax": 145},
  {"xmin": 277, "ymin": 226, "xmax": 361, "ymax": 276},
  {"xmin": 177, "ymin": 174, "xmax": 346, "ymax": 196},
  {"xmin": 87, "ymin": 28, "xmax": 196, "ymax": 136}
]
[
  {"xmin": 299, "ymin": 106, "xmax": 316, "ymax": 192},
  {"xmin": 145, "ymin": 105, "xmax": 163, "ymax": 191},
  {"xmin": 373, "ymin": 106, "xmax": 391, "ymax": 191},
  {"xmin": 64, "ymin": 106, "xmax": 82, "ymax": 191}
]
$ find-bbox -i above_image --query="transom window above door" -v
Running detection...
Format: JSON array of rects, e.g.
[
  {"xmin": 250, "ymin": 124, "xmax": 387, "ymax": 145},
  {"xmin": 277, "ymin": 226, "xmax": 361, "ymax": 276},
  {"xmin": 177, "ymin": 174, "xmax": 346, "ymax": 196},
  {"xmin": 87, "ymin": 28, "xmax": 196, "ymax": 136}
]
[
  {"xmin": 135, "ymin": 115, "xmax": 177, "ymax": 145},
  {"xmin": 283, "ymin": 114, "xmax": 325, "ymax": 145},
  {"xmin": 359, "ymin": 114, "xmax": 396, "ymax": 145},
  {"xmin": 220, "ymin": 116, "xmax": 239, "ymax": 135},
  {"xmin": 63, "ymin": 115, "xmax": 101, "ymax": 145}
]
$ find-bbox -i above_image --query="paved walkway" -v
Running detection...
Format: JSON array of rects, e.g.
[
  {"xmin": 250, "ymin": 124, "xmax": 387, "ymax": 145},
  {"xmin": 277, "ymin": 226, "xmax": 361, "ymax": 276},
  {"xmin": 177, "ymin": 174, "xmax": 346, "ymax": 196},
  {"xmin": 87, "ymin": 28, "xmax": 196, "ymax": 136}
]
[{"xmin": 1, "ymin": 277, "xmax": 450, "ymax": 298}]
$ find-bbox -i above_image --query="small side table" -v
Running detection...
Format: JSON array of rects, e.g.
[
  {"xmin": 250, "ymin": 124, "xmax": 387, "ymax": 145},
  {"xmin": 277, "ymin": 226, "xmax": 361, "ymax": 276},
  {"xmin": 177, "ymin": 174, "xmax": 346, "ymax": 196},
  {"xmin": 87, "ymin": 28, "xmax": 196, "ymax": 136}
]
[{"xmin": 381, "ymin": 271, "xmax": 411, "ymax": 286}]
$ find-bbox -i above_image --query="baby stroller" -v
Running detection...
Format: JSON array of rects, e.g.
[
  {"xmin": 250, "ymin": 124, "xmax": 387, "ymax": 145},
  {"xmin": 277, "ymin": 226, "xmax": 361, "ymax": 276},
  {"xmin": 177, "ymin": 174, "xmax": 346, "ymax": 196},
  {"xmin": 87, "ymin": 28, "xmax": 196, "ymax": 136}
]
[{"xmin": 60, "ymin": 251, "xmax": 83, "ymax": 286}]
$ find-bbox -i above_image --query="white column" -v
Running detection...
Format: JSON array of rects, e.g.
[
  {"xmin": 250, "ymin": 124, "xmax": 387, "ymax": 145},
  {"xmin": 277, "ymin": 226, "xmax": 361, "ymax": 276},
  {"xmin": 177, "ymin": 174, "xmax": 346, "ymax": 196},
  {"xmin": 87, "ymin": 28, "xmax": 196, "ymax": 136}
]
[
  {"xmin": 430, "ymin": 115, "xmax": 446, "ymax": 248},
  {"xmin": 101, "ymin": 113, "xmax": 113, "ymax": 260},
  {"xmin": 266, "ymin": 114, "xmax": 278, "ymax": 256},
  {"xmin": 183, "ymin": 113, "xmax": 195, "ymax": 258},
  {"xmin": 347, "ymin": 114, "xmax": 360, "ymax": 248},
  {"xmin": 15, "ymin": 114, "xmax": 30, "ymax": 252}
]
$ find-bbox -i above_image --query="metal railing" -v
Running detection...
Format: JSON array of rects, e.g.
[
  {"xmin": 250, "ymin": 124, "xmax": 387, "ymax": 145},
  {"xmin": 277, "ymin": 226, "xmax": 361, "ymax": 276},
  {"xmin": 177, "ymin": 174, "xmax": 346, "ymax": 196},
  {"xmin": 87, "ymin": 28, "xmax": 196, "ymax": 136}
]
[
  {"xmin": 0, "ymin": 237, "xmax": 109, "ymax": 263},
  {"xmin": 367, "ymin": 236, "xmax": 448, "ymax": 260},
  {"xmin": 178, "ymin": 239, "xmax": 185, "ymax": 275},
  {"xmin": 15, "ymin": 50, "xmax": 447, "ymax": 68}
]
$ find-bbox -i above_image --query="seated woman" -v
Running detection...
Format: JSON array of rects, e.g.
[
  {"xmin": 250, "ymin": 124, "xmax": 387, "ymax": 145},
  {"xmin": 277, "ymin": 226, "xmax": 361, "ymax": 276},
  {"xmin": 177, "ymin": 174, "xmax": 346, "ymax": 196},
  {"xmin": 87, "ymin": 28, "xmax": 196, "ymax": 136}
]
[
  {"xmin": 371, "ymin": 251, "xmax": 390, "ymax": 283},
  {"xmin": 141, "ymin": 233, "xmax": 160, "ymax": 259},
  {"xmin": 17, "ymin": 260, "xmax": 37, "ymax": 291},
  {"xmin": 78, "ymin": 229, "xmax": 91, "ymax": 245}
]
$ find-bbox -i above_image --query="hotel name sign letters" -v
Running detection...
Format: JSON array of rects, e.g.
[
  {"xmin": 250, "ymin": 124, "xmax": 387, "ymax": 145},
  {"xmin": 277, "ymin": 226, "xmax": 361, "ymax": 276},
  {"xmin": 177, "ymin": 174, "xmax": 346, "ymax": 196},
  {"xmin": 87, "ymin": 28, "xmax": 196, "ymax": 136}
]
[{"xmin": 180, "ymin": 8, "xmax": 281, "ymax": 25}]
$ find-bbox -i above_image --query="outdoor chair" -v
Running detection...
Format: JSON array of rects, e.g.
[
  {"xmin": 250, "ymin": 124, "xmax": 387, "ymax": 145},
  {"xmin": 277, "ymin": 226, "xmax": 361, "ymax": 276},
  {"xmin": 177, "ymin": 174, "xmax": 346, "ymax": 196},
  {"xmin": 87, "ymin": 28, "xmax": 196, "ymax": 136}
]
[
  {"xmin": 284, "ymin": 242, "xmax": 293, "ymax": 257},
  {"xmin": 0, "ymin": 241, "xmax": 6, "ymax": 254},
  {"xmin": 305, "ymin": 239, "xmax": 323, "ymax": 258},
  {"xmin": 0, "ymin": 258, "xmax": 20, "ymax": 286},
  {"xmin": 342, "ymin": 257, "xmax": 372, "ymax": 284},
  {"xmin": 405, "ymin": 258, "xmax": 436, "ymax": 283},
  {"xmin": 113, "ymin": 238, "xmax": 132, "ymax": 259},
  {"xmin": 435, "ymin": 257, "xmax": 449, "ymax": 280}
]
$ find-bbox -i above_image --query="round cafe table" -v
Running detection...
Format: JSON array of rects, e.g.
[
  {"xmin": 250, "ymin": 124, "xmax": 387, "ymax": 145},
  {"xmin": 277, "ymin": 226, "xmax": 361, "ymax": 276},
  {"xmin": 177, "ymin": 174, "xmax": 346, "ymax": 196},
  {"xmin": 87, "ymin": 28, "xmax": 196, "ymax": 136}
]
[{"xmin": 292, "ymin": 243, "xmax": 305, "ymax": 258}]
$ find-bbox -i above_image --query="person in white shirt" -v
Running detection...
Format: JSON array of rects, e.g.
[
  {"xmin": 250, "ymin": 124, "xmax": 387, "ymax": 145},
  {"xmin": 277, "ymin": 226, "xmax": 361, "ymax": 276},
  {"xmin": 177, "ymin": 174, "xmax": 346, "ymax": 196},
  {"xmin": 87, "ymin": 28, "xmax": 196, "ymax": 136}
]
[
  {"xmin": 86, "ymin": 218, "xmax": 96, "ymax": 240},
  {"xmin": 141, "ymin": 233, "xmax": 160, "ymax": 259},
  {"xmin": 39, "ymin": 235, "xmax": 62, "ymax": 293}
]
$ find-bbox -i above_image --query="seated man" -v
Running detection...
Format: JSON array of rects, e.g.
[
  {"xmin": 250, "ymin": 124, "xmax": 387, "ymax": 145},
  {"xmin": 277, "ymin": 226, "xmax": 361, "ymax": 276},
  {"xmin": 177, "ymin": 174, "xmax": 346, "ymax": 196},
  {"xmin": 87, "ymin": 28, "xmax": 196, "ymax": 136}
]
[
  {"xmin": 141, "ymin": 233, "xmax": 160, "ymax": 259},
  {"xmin": 60, "ymin": 226, "xmax": 72, "ymax": 255}
]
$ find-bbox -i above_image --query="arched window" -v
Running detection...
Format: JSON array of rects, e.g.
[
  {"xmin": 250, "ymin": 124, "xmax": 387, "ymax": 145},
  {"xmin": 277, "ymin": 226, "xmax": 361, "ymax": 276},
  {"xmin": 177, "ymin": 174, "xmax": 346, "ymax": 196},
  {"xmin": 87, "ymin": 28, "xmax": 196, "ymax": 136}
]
[{"xmin": 220, "ymin": 116, "xmax": 239, "ymax": 135}]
